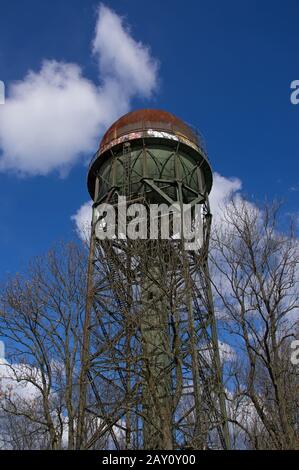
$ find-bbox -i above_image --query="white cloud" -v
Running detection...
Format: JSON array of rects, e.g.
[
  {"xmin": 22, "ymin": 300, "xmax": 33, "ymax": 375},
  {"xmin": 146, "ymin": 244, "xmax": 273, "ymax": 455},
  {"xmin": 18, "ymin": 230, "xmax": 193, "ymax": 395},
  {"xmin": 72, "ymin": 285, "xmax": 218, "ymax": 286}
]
[
  {"xmin": 0, "ymin": 62, "xmax": 104, "ymax": 175},
  {"xmin": 218, "ymin": 340, "xmax": 236, "ymax": 362},
  {"xmin": 0, "ymin": 5, "xmax": 158, "ymax": 176},
  {"xmin": 93, "ymin": 4, "xmax": 158, "ymax": 98},
  {"xmin": 209, "ymin": 172, "xmax": 242, "ymax": 219},
  {"xmin": 0, "ymin": 358, "xmax": 42, "ymax": 401},
  {"xmin": 71, "ymin": 200, "xmax": 93, "ymax": 241}
]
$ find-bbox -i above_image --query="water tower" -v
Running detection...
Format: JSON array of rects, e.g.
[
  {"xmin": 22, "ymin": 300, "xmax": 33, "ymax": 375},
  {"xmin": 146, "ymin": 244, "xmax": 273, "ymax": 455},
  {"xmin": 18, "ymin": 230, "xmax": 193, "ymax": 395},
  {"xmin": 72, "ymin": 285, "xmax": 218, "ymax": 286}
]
[{"xmin": 84, "ymin": 109, "xmax": 230, "ymax": 450}]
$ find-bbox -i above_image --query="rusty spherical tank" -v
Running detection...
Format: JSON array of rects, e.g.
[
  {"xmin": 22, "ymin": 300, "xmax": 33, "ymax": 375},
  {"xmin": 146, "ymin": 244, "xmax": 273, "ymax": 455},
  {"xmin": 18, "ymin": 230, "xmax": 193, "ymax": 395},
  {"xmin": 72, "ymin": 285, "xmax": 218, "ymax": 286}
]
[
  {"xmin": 99, "ymin": 109, "xmax": 199, "ymax": 153},
  {"xmin": 87, "ymin": 109, "xmax": 213, "ymax": 203}
]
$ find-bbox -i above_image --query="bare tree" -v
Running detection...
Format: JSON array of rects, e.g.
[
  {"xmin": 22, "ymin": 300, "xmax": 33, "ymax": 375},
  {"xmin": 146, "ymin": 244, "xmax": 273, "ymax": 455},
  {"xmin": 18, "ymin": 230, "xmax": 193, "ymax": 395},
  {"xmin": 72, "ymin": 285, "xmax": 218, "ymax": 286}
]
[
  {"xmin": 1, "ymin": 200, "xmax": 298, "ymax": 450},
  {"xmin": 0, "ymin": 241, "xmax": 124, "ymax": 450},
  {"xmin": 0, "ymin": 242, "xmax": 93, "ymax": 449},
  {"xmin": 210, "ymin": 199, "xmax": 299, "ymax": 449}
]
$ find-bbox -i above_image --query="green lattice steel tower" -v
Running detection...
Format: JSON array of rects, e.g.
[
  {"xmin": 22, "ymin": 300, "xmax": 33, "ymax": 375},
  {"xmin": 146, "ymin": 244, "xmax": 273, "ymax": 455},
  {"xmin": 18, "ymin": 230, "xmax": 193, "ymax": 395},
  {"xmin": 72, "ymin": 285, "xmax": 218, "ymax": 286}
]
[{"xmin": 85, "ymin": 109, "xmax": 230, "ymax": 450}]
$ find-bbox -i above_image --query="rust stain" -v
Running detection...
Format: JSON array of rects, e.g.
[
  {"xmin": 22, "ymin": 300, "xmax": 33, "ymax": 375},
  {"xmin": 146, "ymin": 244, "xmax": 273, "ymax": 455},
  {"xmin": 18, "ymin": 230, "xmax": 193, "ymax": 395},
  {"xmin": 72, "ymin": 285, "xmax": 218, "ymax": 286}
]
[{"xmin": 99, "ymin": 109, "xmax": 199, "ymax": 151}]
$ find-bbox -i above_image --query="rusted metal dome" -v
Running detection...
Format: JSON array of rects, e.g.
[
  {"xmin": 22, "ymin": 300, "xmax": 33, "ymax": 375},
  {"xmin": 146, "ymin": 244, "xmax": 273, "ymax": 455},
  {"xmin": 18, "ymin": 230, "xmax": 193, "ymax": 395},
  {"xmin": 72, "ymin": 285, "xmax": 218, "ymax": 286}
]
[{"xmin": 99, "ymin": 109, "xmax": 200, "ymax": 153}]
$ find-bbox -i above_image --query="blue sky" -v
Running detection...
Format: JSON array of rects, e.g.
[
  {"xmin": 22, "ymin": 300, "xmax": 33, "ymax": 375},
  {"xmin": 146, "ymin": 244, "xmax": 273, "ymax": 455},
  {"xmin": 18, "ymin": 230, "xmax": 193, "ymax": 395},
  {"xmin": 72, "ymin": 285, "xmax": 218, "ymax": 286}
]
[{"xmin": 0, "ymin": 0, "xmax": 298, "ymax": 278}]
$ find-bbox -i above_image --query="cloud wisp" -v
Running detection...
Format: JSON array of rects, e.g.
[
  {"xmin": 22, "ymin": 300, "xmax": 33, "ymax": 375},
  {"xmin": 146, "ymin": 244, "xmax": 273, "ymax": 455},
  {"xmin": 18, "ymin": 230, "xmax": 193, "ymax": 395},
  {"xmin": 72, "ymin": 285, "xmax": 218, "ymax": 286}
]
[{"xmin": 0, "ymin": 4, "xmax": 158, "ymax": 176}]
